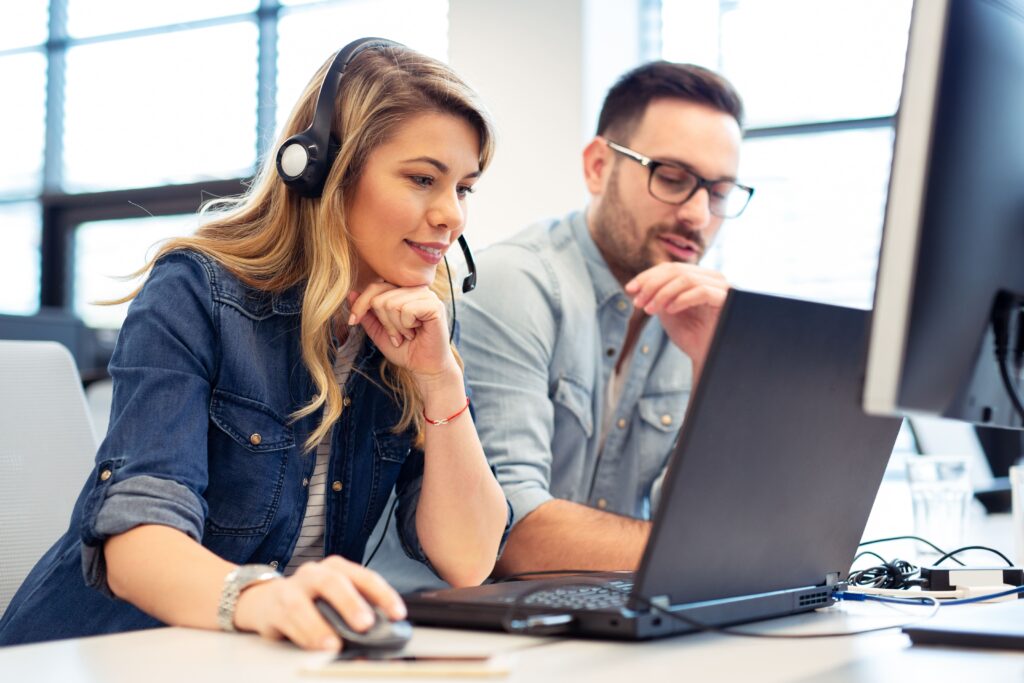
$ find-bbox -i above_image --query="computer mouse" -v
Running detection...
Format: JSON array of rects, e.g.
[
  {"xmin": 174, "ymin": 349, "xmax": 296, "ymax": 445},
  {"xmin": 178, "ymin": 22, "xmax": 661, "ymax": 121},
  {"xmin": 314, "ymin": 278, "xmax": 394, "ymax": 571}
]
[{"xmin": 314, "ymin": 598, "xmax": 413, "ymax": 651}]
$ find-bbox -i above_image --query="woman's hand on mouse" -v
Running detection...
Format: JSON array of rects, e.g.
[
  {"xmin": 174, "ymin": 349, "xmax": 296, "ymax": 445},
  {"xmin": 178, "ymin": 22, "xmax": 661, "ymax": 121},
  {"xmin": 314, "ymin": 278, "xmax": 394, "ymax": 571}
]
[
  {"xmin": 347, "ymin": 283, "xmax": 460, "ymax": 383},
  {"xmin": 232, "ymin": 555, "xmax": 406, "ymax": 651}
]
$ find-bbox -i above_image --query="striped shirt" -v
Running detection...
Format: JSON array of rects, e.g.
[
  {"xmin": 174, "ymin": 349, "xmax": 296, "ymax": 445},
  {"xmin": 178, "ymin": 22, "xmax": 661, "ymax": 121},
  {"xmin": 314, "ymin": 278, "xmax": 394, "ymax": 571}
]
[{"xmin": 283, "ymin": 330, "xmax": 363, "ymax": 576}]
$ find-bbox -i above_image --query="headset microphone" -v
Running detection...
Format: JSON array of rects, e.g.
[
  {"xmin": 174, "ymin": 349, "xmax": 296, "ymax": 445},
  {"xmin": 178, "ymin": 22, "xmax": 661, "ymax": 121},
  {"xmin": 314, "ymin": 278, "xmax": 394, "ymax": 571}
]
[{"xmin": 457, "ymin": 235, "xmax": 477, "ymax": 293}]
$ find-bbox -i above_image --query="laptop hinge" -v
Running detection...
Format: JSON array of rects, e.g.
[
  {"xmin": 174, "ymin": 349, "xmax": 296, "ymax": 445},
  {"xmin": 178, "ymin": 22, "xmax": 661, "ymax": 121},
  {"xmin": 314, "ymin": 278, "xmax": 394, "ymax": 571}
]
[
  {"xmin": 649, "ymin": 595, "xmax": 671, "ymax": 609},
  {"xmin": 825, "ymin": 572, "xmax": 840, "ymax": 586}
]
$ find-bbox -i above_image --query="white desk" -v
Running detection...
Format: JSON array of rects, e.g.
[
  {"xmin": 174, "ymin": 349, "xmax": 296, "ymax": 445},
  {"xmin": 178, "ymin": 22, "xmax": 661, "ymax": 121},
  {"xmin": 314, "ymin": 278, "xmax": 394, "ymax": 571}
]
[
  {"xmin": 3, "ymin": 483, "xmax": 1023, "ymax": 683},
  {"xmin": 3, "ymin": 607, "xmax": 1024, "ymax": 683}
]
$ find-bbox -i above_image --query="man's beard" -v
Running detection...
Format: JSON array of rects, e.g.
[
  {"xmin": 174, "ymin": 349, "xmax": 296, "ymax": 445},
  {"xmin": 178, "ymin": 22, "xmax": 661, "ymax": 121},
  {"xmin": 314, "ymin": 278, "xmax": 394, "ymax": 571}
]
[{"xmin": 591, "ymin": 166, "xmax": 706, "ymax": 283}]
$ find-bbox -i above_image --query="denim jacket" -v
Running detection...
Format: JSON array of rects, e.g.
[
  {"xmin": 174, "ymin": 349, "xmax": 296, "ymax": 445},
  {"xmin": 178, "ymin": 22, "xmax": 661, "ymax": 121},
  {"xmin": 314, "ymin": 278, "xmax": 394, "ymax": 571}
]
[{"xmin": 0, "ymin": 250, "xmax": 435, "ymax": 645}]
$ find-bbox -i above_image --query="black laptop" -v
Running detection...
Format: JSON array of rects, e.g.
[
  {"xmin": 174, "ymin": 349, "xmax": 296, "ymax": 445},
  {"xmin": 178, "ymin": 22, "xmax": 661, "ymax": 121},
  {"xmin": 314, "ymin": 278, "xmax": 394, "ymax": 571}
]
[{"xmin": 405, "ymin": 290, "xmax": 903, "ymax": 639}]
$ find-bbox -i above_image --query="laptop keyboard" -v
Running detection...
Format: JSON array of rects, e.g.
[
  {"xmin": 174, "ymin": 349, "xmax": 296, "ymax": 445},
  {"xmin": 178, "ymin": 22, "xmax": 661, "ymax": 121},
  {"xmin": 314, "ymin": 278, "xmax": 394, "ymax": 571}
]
[{"xmin": 516, "ymin": 580, "xmax": 634, "ymax": 611}]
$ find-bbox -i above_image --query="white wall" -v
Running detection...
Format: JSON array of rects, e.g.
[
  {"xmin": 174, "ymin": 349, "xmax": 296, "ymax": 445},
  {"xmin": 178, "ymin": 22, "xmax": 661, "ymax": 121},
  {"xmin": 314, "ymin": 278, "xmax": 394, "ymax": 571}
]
[{"xmin": 448, "ymin": 0, "xmax": 643, "ymax": 247}]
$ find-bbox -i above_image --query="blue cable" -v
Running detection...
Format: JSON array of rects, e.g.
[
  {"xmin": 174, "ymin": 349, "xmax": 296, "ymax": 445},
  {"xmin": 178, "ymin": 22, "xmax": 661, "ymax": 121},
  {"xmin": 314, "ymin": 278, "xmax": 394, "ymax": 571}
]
[
  {"xmin": 835, "ymin": 585, "xmax": 1024, "ymax": 606},
  {"xmin": 940, "ymin": 585, "xmax": 1024, "ymax": 605}
]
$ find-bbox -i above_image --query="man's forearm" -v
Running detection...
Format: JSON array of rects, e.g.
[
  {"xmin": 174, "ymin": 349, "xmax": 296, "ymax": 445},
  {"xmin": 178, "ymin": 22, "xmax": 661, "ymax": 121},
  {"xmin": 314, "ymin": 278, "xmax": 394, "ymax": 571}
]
[{"xmin": 493, "ymin": 499, "xmax": 651, "ymax": 576}]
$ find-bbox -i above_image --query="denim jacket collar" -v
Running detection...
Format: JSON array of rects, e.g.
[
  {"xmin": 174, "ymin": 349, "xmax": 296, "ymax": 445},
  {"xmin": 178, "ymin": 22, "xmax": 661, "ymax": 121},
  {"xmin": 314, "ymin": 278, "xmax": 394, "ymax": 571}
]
[{"xmin": 570, "ymin": 210, "xmax": 627, "ymax": 311}]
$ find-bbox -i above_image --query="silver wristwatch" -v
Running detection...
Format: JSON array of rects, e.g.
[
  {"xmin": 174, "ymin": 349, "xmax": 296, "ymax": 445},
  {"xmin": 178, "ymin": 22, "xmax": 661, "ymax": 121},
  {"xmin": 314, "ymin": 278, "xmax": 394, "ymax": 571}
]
[{"xmin": 217, "ymin": 564, "xmax": 282, "ymax": 632}]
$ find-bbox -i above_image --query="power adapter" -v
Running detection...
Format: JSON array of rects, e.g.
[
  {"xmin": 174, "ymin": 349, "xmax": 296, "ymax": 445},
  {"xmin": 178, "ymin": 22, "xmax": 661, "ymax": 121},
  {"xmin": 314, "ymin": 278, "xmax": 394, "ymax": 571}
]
[{"xmin": 918, "ymin": 566, "xmax": 1024, "ymax": 602}]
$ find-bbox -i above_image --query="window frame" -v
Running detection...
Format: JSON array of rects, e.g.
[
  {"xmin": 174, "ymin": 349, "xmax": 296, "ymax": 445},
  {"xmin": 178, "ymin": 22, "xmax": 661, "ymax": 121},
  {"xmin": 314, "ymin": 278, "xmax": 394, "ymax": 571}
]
[{"xmin": 0, "ymin": 0, "xmax": 284, "ymax": 312}]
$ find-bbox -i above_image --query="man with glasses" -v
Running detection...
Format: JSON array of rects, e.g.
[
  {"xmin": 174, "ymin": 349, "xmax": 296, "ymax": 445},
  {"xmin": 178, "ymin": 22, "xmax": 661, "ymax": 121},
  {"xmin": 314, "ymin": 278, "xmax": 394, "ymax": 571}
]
[{"xmin": 371, "ymin": 62, "xmax": 751, "ymax": 586}]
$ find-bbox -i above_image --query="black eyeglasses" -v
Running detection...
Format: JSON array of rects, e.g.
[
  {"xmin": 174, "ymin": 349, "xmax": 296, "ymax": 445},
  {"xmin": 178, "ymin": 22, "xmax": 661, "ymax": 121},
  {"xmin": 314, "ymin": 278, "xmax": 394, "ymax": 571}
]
[{"xmin": 605, "ymin": 140, "xmax": 754, "ymax": 219}]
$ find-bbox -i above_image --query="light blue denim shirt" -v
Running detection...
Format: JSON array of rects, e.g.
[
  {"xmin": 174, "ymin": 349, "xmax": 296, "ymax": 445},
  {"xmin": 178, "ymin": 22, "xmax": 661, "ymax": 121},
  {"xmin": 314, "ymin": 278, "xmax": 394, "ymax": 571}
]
[{"xmin": 369, "ymin": 210, "xmax": 692, "ymax": 592}]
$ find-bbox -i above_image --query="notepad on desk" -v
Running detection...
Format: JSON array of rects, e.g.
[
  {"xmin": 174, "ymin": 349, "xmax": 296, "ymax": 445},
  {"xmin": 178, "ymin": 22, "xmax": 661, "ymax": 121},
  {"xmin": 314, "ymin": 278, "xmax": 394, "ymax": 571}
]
[
  {"xmin": 301, "ymin": 653, "xmax": 512, "ymax": 678},
  {"xmin": 903, "ymin": 600, "xmax": 1024, "ymax": 650}
]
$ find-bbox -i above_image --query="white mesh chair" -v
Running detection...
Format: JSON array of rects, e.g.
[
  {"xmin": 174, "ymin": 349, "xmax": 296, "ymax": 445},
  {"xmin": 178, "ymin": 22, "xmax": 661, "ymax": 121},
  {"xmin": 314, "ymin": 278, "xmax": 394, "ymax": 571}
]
[{"xmin": 0, "ymin": 341, "xmax": 97, "ymax": 617}]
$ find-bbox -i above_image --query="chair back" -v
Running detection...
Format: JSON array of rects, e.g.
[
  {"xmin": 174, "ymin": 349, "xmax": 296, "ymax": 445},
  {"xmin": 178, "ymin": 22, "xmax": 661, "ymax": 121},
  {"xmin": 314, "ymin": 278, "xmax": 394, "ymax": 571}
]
[{"xmin": 0, "ymin": 341, "xmax": 97, "ymax": 617}]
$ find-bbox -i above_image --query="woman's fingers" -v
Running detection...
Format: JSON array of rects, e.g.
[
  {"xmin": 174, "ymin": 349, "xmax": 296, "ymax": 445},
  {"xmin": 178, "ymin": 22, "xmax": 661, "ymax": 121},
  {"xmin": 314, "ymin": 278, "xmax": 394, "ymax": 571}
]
[
  {"xmin": 326, "ymin": 556, "xmax": 407, "ymax": 620},
  {"xmin": 356, "ymin": 286, "xmax": 445, "ymax": 347},
  {"xmin": 242, "ymin": 555, "xmax": 407, "ymax": 652}
]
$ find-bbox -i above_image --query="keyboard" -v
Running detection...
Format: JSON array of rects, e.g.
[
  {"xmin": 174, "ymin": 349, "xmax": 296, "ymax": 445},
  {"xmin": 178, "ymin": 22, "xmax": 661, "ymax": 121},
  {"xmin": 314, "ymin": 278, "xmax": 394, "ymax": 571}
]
[{"xmin": 517, "ymin": 580, "xmax": 634, "ymax": 611}]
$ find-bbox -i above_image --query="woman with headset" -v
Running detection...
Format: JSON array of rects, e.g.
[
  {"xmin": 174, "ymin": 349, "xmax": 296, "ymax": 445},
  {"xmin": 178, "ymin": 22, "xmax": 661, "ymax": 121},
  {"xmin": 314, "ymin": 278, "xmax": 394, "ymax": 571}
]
[{"xmin": 0, "ymin": 40, "xmax": 509, "ymax": 650}]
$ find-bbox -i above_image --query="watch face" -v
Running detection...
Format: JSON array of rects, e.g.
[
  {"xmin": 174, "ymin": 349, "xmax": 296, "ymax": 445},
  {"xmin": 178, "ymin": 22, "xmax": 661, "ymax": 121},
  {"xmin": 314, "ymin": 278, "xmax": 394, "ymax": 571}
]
[{"xmin": 234, "ymin": 564, "xmax": 281, "ymax": 584}]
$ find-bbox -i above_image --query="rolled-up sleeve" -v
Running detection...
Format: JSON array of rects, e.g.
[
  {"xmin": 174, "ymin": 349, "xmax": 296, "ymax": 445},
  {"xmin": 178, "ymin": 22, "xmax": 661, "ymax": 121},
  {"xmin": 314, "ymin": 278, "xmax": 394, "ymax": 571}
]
[
  {"xmin": 457, "ymin": 246, "xmax": 561, "ymax": 527},
  {"xmin": 79, "ymin": 251, "xmax": 217, "ymax": 595}
]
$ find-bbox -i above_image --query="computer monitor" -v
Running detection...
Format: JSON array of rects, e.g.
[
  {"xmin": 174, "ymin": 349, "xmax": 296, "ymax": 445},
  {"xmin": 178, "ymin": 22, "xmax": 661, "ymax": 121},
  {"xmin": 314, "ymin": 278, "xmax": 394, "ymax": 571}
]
[{"xmin": 864, "ymin": 0, "xmax": 1024, "ymax": 429}]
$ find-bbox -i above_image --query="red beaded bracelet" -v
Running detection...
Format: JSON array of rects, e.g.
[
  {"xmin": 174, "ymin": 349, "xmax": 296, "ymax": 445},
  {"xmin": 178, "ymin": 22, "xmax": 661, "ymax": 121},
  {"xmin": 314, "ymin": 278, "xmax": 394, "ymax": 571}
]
[{"xmin": 423, "ymin": 397, "xmax": 471, "ymax": 426}]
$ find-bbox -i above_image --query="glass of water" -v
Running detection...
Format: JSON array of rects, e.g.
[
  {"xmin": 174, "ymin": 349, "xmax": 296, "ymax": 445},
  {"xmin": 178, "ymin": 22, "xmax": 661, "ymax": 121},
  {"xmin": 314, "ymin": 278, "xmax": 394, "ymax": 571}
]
[{"xmin": 905, "ymin": 455, "xmax": 971, "ymax": 557}]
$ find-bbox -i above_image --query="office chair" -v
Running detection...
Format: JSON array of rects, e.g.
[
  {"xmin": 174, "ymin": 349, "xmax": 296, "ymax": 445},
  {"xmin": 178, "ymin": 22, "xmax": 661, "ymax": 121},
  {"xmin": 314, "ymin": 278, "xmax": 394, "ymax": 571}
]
[{"xmin": 0, "ymin": 341, "xmax": 97, "ymax": 617}]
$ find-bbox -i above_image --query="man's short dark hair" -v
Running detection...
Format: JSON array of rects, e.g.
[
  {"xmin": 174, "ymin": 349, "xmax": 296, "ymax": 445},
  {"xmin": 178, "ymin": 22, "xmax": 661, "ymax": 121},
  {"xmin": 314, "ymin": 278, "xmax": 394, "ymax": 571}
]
[{"xmin": 596, "ymin": 61, "xmax": 744, "ymax": 141}]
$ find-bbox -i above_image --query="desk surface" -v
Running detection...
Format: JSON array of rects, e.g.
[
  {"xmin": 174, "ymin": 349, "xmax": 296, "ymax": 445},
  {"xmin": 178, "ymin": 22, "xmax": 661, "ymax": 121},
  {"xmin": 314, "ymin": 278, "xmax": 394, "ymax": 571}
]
[{"xmin": 3, "ymin": 483, "xmax": 1023, "ymax": 683}]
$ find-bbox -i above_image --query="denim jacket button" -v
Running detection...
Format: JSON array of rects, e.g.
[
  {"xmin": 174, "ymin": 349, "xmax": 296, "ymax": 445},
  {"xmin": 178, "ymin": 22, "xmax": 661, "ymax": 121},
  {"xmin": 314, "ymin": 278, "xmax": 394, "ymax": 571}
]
[
  {"xmin": 331, "ymin": 481, "xmax": 343, "ymax": 492},
  {"xmin": 597, "ymin": 498, "xmax": 608, "ymax": 509},
  {"xmin": 660, "ymin": 414, "xmax": 673, "ymax": 426},
  {"xmin": 99, "ymin": 469, "xmax": 112, "ymax": 481},
  {"xmin": 249, "ymin": 433, "xmax": 262, "ymax": 446},
  {"xmin": 342, "ymin": 397, "xmax": 352, "ymax": 407},
  {"xmin": 616, "ymin": 418, "xmax": 626, "ymax": 429},
  {"xmin": 302, "ymin": 477, "xmax": 309, "ymax": 488}
]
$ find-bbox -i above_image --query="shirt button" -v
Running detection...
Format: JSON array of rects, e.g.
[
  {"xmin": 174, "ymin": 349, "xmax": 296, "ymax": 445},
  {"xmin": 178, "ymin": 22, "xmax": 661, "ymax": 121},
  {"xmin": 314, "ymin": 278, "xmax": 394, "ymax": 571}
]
[
  {"xmin": 616, "ymin": 300, "xmax": 628, "ymax": 312},
  {"xmin": 249, "ymin": 433, "xmax": 262, "ymax": 446},
  {"xmin": 617, "ymin": 418, "xmax": 627, "ymax": 429},
  {"xmin": 606, "ymin": 347, "xmax": 616, "ymax": 357},
  {"xmin": 99, "ymin": 469, "xmax": 112, "ymax": 482},
  {"xmin": 597, "ymin": 498, "xmax": 608, "ymax": 509},
  {"xmin": 661, "ymin": 415, "xmax": 673, "ymax": 426},
  {"xmin": 302, "ymin": 477, "xmax": 309, "ymax": 488},
  {"xmin": 269, "ymin": 560, "xmax": 279, "ymax": 569},
  {"xmin": 343, "ymin": 396, "xmax": 352, "ymax": 407},
  {"xmin": 331, "ymin": 481, "xmax": 343, "ymax": 492},
  {"xmin": 641, "ymin": 345, "xmax": 650, "ymax": 354}
]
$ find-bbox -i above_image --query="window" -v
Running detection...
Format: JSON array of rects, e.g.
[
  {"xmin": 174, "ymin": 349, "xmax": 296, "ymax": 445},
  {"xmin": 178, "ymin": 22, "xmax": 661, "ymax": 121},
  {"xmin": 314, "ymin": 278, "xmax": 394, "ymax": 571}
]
[
  {"xmin": 0, "ymin": 0, "xmax": 450, "ymax": 340},
  {"xmin": 62, "ymin": 22, "xmax": 260, "ymax": 192},
  {"xmin": 73, "ymin": 215, "xmax": 198, "ymax": 328},
  {"xmin": 0, "ymin": 52, "xmax": 47, "ymax": 197},
  {"xmin": 660, "ymin": 0, "xmax": 914, "ymax": 308},
  {"xmin": 0, "ymin": 203, "xmax": 42, "ymax": 316},
  {"xmin": 65, "ymin": 0, "xmax": 259, "ymax": 38},
  {"xmin": 275, "ymin": 0, "xmax": 448, "ymax": 140},
  {"xmin": 0, "ymin": 2, "xmax": 48, "ymax": 50}
]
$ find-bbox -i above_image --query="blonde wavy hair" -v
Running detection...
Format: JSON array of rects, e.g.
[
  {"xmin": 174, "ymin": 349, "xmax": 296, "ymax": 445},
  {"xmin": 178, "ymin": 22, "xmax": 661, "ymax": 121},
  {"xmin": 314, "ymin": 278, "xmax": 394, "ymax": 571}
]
[{"xmin": 118, "ymin": 45, "xmax": 495, "ymax": 452}]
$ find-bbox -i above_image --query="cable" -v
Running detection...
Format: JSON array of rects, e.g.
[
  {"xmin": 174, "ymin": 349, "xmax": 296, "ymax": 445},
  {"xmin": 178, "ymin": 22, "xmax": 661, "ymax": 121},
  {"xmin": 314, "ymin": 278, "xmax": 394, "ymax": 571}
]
[
  {"xmin": 444, "ymin": 255, "xmax": 457, "ymax": 344},
  {"xmin": 992, "ymin": 292, "xmax": 1024, "ymax": 421},
  {"xmin": 852, "ymin": 550, "xmax": 888, "ymax": 566},
  {"xmin": 932, "ymin": 545, "xmax": 1015, "ymax": 568},
  {"xmin": 858, "ymin": 535, "xmax": 966, "ymax": 566},
  {"xmin": 937, "ymin": 585, "xmax": 1024, "ymax": 605},
  {"xmin": 847, "ymin": 558, "xmax": 924, "ymax": 590}
]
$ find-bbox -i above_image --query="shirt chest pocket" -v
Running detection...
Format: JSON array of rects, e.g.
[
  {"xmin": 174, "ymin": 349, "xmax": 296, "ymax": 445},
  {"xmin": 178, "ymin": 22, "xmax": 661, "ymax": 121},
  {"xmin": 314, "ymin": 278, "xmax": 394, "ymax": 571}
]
[
  {"xmin": 634, "ymin": 392, "xmax": 688, "ymax": 486},
  {"xmin": 360, "ymin": 428, "xmax": 414, "ymax": 533},
  {"xmin": 206, "ymin": 389, "xmax": 294, "ymax": 535},
  {"xmin": 552, "ymin": 376, "xmax": 594, "ymax": 439}
]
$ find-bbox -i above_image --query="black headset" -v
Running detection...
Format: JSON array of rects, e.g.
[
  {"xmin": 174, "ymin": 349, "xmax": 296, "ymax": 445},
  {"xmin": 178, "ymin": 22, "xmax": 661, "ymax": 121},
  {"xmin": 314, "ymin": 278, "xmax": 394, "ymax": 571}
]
[{"xmin": 275, "ymin": 36, "xmax": 477, "ymax": 296}]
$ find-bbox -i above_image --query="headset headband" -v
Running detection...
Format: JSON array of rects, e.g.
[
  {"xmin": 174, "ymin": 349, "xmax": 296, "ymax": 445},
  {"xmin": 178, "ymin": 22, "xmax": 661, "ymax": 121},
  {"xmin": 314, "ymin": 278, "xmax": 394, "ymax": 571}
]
[{"xmin": 275, "ymin": 37, "xmax": 400, "ymax": 198}]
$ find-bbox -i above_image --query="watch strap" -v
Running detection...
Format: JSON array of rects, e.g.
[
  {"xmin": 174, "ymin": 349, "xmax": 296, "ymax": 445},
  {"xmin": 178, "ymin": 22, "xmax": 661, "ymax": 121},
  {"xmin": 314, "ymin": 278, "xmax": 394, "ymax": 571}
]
[{"xmin": 217, "ymin": 564, "xmax": 282, "ymax": 632}]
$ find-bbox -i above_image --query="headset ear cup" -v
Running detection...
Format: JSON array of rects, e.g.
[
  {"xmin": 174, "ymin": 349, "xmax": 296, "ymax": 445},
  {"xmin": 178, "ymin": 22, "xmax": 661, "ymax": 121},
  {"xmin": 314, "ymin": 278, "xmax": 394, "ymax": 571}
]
[{"xmin": 276, "ymin": 131, "xmax": 333, "ymax": 197}]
